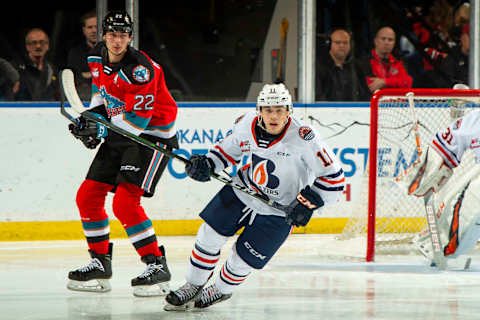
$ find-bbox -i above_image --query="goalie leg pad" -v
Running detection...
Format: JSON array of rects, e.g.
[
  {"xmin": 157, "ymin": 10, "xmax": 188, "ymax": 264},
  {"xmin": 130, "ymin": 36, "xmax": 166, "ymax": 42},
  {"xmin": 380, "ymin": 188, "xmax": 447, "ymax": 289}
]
[{"xmin": 446, "ymin": 213, "xmax": 480, "ymax": 258}]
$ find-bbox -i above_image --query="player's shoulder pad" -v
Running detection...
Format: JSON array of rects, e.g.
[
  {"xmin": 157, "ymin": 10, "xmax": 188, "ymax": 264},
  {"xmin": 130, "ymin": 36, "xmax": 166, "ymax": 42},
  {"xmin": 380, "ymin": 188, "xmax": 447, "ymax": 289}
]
[{"xmin": 120, "ymin": 48, "xmax": 155, "ymax": 85}]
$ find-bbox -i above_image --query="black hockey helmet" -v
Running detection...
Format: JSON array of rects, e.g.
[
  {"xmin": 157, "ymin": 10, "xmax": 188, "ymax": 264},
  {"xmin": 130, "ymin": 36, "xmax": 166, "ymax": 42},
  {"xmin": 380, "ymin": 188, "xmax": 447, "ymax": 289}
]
[{"xmin": 102, "ymin": 11, "xmax": 133, "ymax": 35}]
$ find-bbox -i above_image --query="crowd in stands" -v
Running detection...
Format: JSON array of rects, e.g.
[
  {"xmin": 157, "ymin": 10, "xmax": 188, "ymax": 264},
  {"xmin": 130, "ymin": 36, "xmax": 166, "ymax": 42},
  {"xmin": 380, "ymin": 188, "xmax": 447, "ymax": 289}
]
[
  {"xmin": 0, "ymin": 1, "xmax": 472, "ymax": 102},
  {"xmin": 316, "ymin": 0, "xmax": 471, "ymax": 101}
]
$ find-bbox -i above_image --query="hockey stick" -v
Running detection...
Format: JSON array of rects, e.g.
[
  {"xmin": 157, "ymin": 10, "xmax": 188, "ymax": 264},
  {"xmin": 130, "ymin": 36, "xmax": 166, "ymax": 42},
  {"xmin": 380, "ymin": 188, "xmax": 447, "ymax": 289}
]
[
  {"xmin": 406, "ymin": 92, "xmax": 447, "ymax": 270},
  {"xmin": 59, "ymin": 69, "xmax": 289, "ymax": 212}
]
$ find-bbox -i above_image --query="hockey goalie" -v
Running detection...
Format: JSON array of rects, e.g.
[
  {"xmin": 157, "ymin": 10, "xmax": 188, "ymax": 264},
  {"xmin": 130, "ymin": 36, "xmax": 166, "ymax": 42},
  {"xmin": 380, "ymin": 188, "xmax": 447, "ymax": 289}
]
[{"xmin": 397, "ymin": 103, "xmax": 480, "ymax": 267}]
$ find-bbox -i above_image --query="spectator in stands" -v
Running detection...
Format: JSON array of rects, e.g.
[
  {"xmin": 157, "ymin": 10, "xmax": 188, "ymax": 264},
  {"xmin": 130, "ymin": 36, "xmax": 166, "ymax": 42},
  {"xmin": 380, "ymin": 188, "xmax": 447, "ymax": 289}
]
[
  {"xmin": 67, "ymin": 10, "xmax": 97, "ymax": 101},
  {"xmin": 0, "ymin": 58, "xmax": 20, "ymax": 100},
  {"xmin": 451, "ymin": 2, "xmax": 470, "ymax": 45},
  {"xmin": 357, "ymin": 26, "xmax": 412, "ymax": 94},
  {"xmin": 13, "ymin": 28, "xmax": 57, "ymax": 101},
  {"xmin": 316, "ymin": 28, "xmax": 369, "ymax": 101},
  {"xmin": 436, "ymin": 23, "xmax": 469, "ymax": 88}
]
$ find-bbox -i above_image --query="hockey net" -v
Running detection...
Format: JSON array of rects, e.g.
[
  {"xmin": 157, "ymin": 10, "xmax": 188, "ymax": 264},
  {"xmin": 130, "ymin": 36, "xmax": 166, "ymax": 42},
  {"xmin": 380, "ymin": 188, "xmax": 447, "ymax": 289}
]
[{"xmin": 340, "ymin": 88, "xmax": 480, "ymax": 262}]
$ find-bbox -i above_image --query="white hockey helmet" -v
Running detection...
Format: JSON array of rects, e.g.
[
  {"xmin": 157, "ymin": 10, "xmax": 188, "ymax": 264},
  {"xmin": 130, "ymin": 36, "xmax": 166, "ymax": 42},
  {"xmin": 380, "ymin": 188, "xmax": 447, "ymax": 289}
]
[{"xmin": 256, "ymin": 83, "xmax": 293, "ymax": 113}]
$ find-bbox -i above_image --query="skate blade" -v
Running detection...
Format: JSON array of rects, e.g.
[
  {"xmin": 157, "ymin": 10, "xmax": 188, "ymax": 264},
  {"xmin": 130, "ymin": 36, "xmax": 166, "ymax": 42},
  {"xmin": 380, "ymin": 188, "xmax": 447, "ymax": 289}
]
[
  {"xmin": 164, "ymin": 300, "xmax": 196, "ymax": 312},
  {"xmin": 67, "ymin": 279, "xmax": 111, "ymax": 293},
  {"xmin": 133, "ymin": 282, "xmax": 170, "ymax": 297}
]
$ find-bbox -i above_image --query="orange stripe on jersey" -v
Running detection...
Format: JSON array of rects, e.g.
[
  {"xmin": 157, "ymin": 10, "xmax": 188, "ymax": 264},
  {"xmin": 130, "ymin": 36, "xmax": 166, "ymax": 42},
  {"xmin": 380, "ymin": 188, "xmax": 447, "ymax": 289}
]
[
  {"xmin": 432, "ymin": 140, "xmax": 458, "ymax": 168},
  {"xmin": 318, "ymin": 177, "xmax": 345, "ymax": 185}
]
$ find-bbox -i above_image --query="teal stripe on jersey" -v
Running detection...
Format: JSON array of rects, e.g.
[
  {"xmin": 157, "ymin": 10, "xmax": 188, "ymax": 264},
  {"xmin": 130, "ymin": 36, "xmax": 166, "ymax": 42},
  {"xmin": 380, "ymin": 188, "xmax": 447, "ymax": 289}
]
[
  {"xmin": 142, "ymin": 146, "xmax": 163, "ymax": 191},
  {"xmin": 119, "ymin": 70, "xmax": 131, "ymax": 83},
  {"xmin": 87, "ymin": 56, "xmax": 102, "ymax": 64},
  {"xmin": 91, "ymin": 83, "xmax": 100, "ymax": 95},
  {"xmin": 146, "ymin": 120, "xmax": 175, "ymax": 131},
  {"xmin": 82, "ymin": 218, "xmax": 109, "ymax": 230},
  {"xmin": 124, "ymin": 111, "xmax": 151, "ymax": 129},
  {"xmin": 126, "ymin": 220, "xmax": 153, "ymax": 237}
]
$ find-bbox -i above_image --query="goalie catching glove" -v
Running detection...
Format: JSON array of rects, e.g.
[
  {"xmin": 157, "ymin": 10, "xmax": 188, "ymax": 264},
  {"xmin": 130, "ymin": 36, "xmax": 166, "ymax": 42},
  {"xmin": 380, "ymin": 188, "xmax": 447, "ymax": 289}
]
[
  {"xmin": 396, "ymin": 147, "xmax": 453, "ymax": 197},
  {"xmin": 185, "ymin": 154, "xmax": 215, "ymax": 182},
  {"xmin": 69, "ymin": 114, "xmax": 108, "ymax": 149},
  {"xmin": 284, "ymin": 186, "xmax": 324, "ymax": 227}
]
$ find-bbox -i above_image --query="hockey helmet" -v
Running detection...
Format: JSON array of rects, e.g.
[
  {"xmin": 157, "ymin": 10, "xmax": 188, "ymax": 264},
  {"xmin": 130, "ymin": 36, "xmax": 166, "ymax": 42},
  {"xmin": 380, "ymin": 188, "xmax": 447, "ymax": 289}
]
[
  {"xmin": 256, "ymin": 83, "xmax": 293, "ymax": 113},
  {"xmin": 103, "ymin": 11, "xmax": 133, "ymax": 35}
]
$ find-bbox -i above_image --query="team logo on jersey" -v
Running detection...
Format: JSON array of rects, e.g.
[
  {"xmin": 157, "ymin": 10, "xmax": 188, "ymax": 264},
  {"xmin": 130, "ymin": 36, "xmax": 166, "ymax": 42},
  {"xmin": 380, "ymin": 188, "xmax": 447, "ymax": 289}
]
[
  {"xmin": 132, "ymin": 65, "xmax": 150, "ymax": 83},
  {"xmin": 251, "ymin": 154, "xmax": 280, "ymax": 191},
  {"xmin": 299, "ymin": 126, "xmax": 314, "ymax": 140},
  {"xmin": 100, "ymin": 86, "xmax": 125, "ymax": 117}
]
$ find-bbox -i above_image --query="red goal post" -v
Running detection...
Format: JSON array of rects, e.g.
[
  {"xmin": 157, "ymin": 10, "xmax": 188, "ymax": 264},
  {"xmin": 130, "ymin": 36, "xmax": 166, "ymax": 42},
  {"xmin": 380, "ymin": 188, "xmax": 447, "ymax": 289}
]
[{"xmin": 361, "ymin": 88, "xmax": 480, "ymax": 262}]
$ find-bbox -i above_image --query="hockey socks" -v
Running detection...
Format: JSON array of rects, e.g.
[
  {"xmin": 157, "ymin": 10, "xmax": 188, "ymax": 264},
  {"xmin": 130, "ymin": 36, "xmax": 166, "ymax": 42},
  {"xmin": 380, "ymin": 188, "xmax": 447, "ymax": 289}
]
[
  {"xmin": 112, "ymin": 182, "xmax": 162, "ymax": 257},
  {"xmin": 76, "ymin": 179, "xmax": 114, "ymax": 254}
]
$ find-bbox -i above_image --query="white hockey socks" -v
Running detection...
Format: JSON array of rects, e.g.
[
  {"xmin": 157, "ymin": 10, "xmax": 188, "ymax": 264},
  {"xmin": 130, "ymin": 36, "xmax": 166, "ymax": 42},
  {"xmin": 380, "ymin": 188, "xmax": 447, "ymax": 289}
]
[
  {"xmin": 186, "ymin": 223, "xmax": 227, "ymax": 286},
  {"xmin": 214, "ymin": 246, "xmax": 251, "ymax": 295}
]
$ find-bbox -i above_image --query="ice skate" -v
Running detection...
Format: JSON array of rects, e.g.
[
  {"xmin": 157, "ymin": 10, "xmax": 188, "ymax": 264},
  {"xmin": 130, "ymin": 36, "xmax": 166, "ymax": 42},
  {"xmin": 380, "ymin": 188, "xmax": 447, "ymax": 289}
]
[
  {"xmin": 131, "ymin": 245, "xmax": 171, "ymax": 297},
  {"xmin": 67, "ymin": 243, "xmax": 113, "ymax": 293},
  {"xmin": 194, "ymin": 284, "xmax": 232, "ymax": 309},
  {"xmin": 164, "ymin": 282, "xmax": 204, "ymax": 311}
]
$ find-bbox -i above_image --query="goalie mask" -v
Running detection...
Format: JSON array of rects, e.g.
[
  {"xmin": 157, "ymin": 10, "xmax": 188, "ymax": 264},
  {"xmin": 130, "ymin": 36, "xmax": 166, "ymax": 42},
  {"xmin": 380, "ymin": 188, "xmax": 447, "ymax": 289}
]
[
  {"xmin": 256, "ymin": 83, "xmax": 293, "ymax": 114},
  {"xmin": 103, "ymin": 11, "xmax": 133, "ymax": 35}
]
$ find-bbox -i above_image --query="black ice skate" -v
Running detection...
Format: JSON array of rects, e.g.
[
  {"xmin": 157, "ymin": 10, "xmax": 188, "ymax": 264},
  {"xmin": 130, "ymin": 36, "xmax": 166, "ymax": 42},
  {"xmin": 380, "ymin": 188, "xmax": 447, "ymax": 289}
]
[
  {"xmin": 131, "ymin": 245, "xmax": 171, "ymax": 297},
  {"xmin": 194, "ymin": 284, "xmax": 232, "ymax": 309},
  {"xmin": 164, "ymin": 282, "xmax": 204, "ymax": 311},
  {"xmin": 67, "ymin": 243, "xmax": 113, "ymax": 293}
]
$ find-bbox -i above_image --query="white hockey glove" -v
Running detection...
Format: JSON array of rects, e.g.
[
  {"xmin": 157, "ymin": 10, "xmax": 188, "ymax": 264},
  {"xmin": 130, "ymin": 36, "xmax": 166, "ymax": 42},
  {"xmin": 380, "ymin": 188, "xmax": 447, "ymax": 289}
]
[{"xmin": 396, "ymin": 147, "xmax": 453, "ymax": 197}]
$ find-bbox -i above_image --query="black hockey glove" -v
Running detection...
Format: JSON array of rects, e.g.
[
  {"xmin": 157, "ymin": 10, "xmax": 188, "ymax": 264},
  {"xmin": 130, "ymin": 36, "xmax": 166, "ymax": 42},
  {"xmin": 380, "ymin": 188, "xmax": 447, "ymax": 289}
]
[
  {"xmin": 285, "ymin": 186, "xmax": 324, "ymax": 227},
  {"xmin": 185, "ymin": 154, "xmax": 214, "ymax": 182},
  {"xmin": 68, "ymin": 116, "xmax": 102, "ymax": 149}
]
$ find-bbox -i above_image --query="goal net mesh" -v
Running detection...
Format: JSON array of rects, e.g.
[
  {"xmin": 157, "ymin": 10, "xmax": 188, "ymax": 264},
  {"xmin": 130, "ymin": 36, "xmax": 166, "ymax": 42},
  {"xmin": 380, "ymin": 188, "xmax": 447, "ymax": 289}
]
[{"xmin": 339, "ymin": 89, "xmax": 480, "ymax": 260}]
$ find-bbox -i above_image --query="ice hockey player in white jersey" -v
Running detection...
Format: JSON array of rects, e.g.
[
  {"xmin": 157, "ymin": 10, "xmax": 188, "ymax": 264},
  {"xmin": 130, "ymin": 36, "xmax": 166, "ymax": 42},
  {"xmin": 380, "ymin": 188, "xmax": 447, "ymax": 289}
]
[
  {"xmin": 399, "ymin": 102, "xmax": 480, "ymax": 263},
  {"xmin": 164, "ymin": 83, "xmax": 345, "ymax": 311}
]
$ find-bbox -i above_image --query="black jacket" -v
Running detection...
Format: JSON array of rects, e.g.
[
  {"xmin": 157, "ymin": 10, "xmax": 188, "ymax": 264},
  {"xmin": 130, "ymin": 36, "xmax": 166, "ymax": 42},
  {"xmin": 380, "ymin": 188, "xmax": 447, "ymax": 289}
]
[
  {"xmin": 13, "ymin": 55, "xmax": 57, "ymax": 101},
  {"xmin": 315, "ymin": 50, "xmax": 369, "ymax": 101}
]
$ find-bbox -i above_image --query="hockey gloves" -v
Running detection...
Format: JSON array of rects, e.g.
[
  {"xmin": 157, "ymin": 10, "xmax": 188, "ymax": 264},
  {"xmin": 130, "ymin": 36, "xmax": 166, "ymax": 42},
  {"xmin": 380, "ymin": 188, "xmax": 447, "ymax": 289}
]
[
  {"xmin": 69, "ymin": 116, "xmax": 103, "ymax": 149},
  {"xmin": 285, "ymin": 186, "xmax": 324, "ymax": 227},
  {"xmin": 185, "ymin": 154, "xmax": 214, "ymax": 182}
]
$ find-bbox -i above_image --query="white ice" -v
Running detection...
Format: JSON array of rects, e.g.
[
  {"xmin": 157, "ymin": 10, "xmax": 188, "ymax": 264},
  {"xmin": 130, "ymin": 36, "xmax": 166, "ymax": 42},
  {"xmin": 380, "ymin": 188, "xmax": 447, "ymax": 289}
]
[{"xmin": 1, "ymin": 235, "xmax": 480, "ymax": 320}]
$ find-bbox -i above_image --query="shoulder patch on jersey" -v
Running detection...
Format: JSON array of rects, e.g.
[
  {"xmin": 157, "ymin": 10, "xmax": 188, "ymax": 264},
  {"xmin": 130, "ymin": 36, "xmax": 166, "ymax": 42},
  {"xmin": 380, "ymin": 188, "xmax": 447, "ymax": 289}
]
[
  {"xmin": 234, "ymin": 114, "xmax": 245, "ymax": 124},
  {"xmin": 299, "ymin": 126, "xmax": 315, "ymax": 140},
  {"xmin": 132, "ymin": 65, "xmax": 150, "ymax": 83}
]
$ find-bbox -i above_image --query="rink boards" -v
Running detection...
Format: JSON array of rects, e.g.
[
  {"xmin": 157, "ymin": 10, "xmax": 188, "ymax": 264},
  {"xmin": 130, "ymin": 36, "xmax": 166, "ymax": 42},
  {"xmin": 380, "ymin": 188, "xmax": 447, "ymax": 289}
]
[{"xmin": 0, "ymin": 101, "xmax": 414, "ymax": 240}]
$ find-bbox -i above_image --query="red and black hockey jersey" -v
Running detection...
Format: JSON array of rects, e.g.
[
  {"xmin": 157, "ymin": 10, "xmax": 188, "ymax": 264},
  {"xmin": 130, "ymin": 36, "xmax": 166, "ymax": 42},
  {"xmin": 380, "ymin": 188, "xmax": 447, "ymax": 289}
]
[{"xmin": 87, "ymin": 42, "xmax": 178, "ymax": 141}]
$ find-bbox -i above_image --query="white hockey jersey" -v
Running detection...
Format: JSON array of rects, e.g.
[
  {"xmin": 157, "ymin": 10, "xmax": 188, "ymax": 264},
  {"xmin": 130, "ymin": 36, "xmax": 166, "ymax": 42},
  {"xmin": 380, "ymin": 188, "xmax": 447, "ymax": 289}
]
[
  {"xmin": 432, "ymin": 109, "xmax": 480, "ymax": 168},
  {"xmin": 206, "ymin": 111, "xmax": 345, "ymax": 217}
]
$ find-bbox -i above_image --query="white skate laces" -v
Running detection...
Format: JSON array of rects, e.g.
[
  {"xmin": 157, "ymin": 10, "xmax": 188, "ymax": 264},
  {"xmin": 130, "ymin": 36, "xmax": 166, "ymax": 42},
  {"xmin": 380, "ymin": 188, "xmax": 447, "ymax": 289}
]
[
  {"xmin": 138, "ymin": 263, "xmax": 164, "ymax": 278},
  {"xmin": 79, "ymin": 258, "xmax": 105, "ymax": 273}
]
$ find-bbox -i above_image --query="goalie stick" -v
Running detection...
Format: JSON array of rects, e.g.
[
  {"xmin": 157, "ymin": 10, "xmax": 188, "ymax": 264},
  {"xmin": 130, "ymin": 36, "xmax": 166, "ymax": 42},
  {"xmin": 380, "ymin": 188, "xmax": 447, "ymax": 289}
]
[
  {"xmin": 406, "ymin": 92, "xmax": 447, "ymax": 270},
  {"xmin": 59, "ymin": 69, "xmax": 289, "ymax": 212}
]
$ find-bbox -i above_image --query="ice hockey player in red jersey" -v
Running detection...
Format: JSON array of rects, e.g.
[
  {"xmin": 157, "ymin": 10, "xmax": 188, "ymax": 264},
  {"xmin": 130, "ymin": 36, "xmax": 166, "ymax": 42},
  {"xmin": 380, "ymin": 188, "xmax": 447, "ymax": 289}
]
[
  {"xmin": 67, "ymin": 10, "xmax": 178, "ymax": 297},
  {"xmin": 164, "ymin": 83, "xmax": 345, "ymax": 310}
]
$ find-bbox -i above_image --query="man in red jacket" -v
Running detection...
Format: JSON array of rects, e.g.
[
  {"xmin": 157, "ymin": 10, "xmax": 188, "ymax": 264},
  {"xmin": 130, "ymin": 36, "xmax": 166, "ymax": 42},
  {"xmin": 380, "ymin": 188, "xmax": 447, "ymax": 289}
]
[{"xmin": 358, "ymin": 26, "xmax": 412, "ymax": 94}]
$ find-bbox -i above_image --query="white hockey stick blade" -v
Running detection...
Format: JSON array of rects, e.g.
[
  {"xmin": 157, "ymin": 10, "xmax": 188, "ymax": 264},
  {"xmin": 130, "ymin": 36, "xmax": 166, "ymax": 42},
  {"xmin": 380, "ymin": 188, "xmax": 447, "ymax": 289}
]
[
  {"xmin": 61, "ymin": 69, "xmax": 88, "ymax": 114},
  {"xmin": 424, "ymin": 192, "xmax": 447, "ymax": 270}
]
